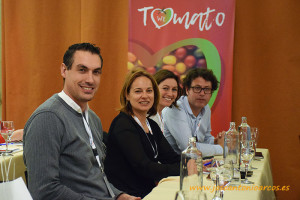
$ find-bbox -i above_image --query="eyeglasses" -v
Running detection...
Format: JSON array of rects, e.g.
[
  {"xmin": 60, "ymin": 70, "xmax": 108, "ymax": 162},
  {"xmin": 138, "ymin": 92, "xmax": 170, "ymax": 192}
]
[{"xmin": 190, "ymin": 86, "xmax": 212, "ymax": 94}]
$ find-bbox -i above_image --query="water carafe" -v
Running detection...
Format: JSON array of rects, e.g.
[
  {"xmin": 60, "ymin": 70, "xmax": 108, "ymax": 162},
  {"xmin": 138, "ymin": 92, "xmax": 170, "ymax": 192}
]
[
  {"xmin": 224, "ymin": 122, "xmax": 240, "ymax": 186},
  {"xmin": 223, "ymin": 122, "xmax": 239, "ymax": 165},
  {"xmin": 180, "ymin": 137, "xmax": 203, "ymax": 199}
]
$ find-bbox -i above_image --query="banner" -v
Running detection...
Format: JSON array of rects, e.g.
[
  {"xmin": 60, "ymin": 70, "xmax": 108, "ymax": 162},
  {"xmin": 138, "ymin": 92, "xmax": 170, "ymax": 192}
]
[{"xmin": 128, "ymin": 0, "xmax": 235, "ymax": 135}]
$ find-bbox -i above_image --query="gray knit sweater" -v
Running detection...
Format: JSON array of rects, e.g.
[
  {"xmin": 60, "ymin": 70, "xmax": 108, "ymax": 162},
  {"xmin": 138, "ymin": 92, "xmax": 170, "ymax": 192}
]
[{"xmin": 23, "ymin": 94, "xmax": 122, "ymax": 200}]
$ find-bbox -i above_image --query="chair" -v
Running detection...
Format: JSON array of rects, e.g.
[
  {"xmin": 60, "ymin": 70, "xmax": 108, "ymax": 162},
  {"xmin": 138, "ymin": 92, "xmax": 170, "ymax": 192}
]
[{"xmin": 0, "ymin": 155, "xmax": 32, "ymax": 199}]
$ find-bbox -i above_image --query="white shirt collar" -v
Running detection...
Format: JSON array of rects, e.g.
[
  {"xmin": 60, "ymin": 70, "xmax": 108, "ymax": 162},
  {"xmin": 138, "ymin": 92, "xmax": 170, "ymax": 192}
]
[
  {"xmin": 58, "ymin": 91, "xmax": 89, "ymax": 118},
  {"xmin": 182, "ymin": 96, "xmax": 206, "ymax": 118}
]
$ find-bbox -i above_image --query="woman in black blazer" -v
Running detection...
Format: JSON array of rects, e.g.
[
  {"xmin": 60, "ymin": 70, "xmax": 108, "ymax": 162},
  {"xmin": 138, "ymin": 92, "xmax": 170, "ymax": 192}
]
[{"xmin": 104, "ymin": 69, "xmax": 180, "ymax": 198}]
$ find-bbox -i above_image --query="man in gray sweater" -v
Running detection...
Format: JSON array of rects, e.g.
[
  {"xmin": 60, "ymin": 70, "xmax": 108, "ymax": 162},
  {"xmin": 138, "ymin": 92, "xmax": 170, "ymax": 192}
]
[{"xmin": 23, "ymin": 43, "xmax": 141, "ymax": 200}]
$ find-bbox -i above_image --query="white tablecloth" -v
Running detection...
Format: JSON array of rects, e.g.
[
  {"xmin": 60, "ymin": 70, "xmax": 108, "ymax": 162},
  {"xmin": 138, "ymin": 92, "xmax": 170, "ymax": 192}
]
[
  {"xmin": 0, "ymin": 145, "xmax": 26, "ymax": 183},
  {"xmin": 144, "ymin": 148, "xmax": 275, "ymax": 200}
]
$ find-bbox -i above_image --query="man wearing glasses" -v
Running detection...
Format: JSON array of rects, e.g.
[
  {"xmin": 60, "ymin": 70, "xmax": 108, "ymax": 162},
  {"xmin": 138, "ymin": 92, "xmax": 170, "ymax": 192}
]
[{"xmin": 162, "ymin": 68, "xmax": 224, "ymax": 157}]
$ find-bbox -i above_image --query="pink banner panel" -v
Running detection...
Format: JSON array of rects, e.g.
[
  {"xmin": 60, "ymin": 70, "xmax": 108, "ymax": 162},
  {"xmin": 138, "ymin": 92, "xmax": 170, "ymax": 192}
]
[{"xmin": 128, "ymin": 0, "xmax": 235, "ymax": 136}]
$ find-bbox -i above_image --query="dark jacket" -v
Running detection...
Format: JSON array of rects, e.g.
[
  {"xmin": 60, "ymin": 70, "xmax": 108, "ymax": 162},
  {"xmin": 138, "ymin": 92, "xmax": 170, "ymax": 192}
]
[{"xmin": 104, "ymin": 112, "xmax": 180, "ymax": 198}]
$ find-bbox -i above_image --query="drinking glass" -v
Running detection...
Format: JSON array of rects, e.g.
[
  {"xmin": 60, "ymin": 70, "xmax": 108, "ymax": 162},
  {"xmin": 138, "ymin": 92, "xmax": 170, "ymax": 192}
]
[
  {"xmin": 174, "ymin": 190, "xmax": 185, "ymax": 200},
  {"xmin": 251, "ymin": 127, "xmax": 259, "ymax": 146},
  {"xmin": 197, "ymin": 191, "xmax": 207, "ymax": 200},
  {"xmin": 241, "ymin": 140, "xmax": 255, "ymax": 184},
  {"xmin": 212, "ymin": 174, "xmax": 222, "ymax": 200},
  {"xmin": 251, "ymin": 127, "xmax": 260, "ymax": 160},
  {"xmin": 248, "ymin": 127, "xmax": 259, "ymax": 170},
  {"xmin": 0, "ymin": 121, "xmax": 15, "ymax": 156},
  {"xmin": 210, "ymin": 160, "xmax": 233, "ymax": 199},
  {"xmin": 175, "ymin": 190, "xmax": 207, "ymax": 200}
]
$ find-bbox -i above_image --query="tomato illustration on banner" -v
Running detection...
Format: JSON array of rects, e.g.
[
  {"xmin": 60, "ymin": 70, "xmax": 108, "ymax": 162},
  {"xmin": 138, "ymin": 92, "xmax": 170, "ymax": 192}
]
[
  {"xmin": 128, "ymin": 0, "xmax": 236, "ymax": 136},
  {"xmin": 128, "ymin": 42, "xmax": 210, "ymax": 82}
]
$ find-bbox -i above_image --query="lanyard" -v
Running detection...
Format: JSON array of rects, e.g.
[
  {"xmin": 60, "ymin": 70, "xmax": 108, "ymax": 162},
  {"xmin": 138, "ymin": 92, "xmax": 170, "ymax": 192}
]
[
  {"xmin": 82, "ymin": 114, "xmax": 115, "ymax": 198},
  {"xmin": 133, "ymin": 116, "xmax": 158, "ymax": 159},
  {"xmin": 82, "ymin": 115, "xmax": 96, "ymax": 148},
  {"xmin": 193, "ymin": 118, "xmax": 202, "ymax": 142},
  {"xmin": 157, "ymin": 113, "xmax": 164, "ymax": 133}
]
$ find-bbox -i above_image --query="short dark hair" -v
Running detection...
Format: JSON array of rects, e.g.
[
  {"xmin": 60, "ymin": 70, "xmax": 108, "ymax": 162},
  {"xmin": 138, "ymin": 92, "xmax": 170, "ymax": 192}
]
[
  {"xmin": 63, "ymin": 43, "xmax": 103, "ymax": 70},
  {"xmin": 182, "ymin": 68, "xmax": 219, "ymax": 95},
  {"xmin": 120, "ymin": 69, "xmax": 160, "ymax": 117},
  {"xmin": 153, "ymin": 69, "xmax": 182, "ymax": 108}
]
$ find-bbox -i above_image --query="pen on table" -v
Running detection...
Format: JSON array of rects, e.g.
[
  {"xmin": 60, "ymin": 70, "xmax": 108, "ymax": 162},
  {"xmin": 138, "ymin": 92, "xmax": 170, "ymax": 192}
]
[
  {"xmin": 204, "ymin": 161, "xmax": 212, "ymax": 166},
  {"xmin": 0, "ymin": 143, "xmax": 13, "ymax": 145}
]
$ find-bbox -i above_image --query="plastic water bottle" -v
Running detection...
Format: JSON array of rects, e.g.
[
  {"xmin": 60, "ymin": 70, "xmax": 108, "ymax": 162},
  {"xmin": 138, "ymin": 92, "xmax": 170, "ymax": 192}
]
[{"xmin": 180, "ymin": 137, "xmax": 203, "ymax": 199}]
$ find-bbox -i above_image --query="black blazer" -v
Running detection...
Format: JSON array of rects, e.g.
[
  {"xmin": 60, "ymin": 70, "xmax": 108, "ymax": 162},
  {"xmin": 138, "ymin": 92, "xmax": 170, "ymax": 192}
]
[{"xmin": 104, "ymin": 112, "xmax": 180, "ymax": 198}]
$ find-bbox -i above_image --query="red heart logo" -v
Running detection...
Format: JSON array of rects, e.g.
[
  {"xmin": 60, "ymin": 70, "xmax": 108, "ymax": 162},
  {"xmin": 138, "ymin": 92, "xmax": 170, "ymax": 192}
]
[{"xmin": 151, "ymin": 8, "xmax": 173, "ymax": 29}]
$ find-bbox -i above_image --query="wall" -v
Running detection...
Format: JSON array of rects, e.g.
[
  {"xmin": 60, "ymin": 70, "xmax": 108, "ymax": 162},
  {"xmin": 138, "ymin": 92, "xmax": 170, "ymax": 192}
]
[
  {"xmin": 232, "ymin": 1, "xmax": 300, "ymax": 199},
  {"xmin": 2, "ymin": 0, "xmax": 300, "ymax": 199}
]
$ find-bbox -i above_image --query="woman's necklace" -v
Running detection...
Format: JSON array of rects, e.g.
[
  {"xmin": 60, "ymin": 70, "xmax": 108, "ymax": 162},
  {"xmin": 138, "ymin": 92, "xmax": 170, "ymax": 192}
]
[{"xmin": 133, "ymin": 115, "xmax": 158, "ymax": 159}]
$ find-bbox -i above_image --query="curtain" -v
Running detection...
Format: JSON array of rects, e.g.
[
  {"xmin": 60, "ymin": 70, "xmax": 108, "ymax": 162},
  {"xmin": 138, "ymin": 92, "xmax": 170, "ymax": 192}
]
[{"xmin": 2, "ymin": 0, "xmax": 128, "ymax": 130}]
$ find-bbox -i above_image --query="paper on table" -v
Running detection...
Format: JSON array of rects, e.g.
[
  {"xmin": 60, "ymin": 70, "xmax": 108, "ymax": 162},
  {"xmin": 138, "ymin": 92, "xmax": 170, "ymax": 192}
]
[
  {"xmin": 12, "ymin": 142, "xmax": 23, "ymax": 146},
  {"xmin": 0, "ymin": 177, "xmax": 33, "ymax": 200},
  {"xmin": 0, "ymin": 142, "xmax": 23, "ymax": 146},
  {"xmin": 0, "ymin": 147, "xmax": 21, "ymax": 153}
]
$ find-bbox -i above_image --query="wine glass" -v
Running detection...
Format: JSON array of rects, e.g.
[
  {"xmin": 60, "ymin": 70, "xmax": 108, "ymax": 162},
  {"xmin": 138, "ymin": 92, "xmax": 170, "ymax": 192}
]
[
  {"xmin": 251, "ymin": 127, "xmax": 259, "ymax": 146},
  {"xmin": 248, "ymin": 127, "xmax": 259, "ymax": 170},
  {"xmin": 241, "ymin": 140, "xmax": 255, "ymax": 184},
  {"xmin": 212, "ymin": 175, "xmax": 222, "ymax": 200},
  {"xmin": 174, "ymin": 190, "xmax": 185, "ymax": 200},
  {"xmin": 210, "ymin": 160, "xmax": 233, "ymax": 199},
  {"xmin": 251, "ymin": 127, "xmax": 260, "ymax": 160},
  {"xmin": 174, "ymin": 190, "xmax": 207, "ymax": 200},
  {"xmin": 197, "ymin": 191, "xmax": 207, "ymax": 200},
  {"xmin": 0, "ymin": 121, "xmax": 15, "ymax": 156}
]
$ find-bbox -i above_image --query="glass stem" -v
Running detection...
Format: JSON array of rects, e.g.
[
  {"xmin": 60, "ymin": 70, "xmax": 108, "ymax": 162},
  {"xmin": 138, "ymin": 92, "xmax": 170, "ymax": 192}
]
[
  {"xmin": 245, "ymin": 163, "xmax": 249, "ymax": 182},
  {"xmin": 220, "ymin": 187, "xmax": 224, "ymax": 199},
  {"xmin": 6, "ymin": 138, "xmax": 9, "ymax": 152},
  {"xmin": 213, "ymin": 175, "xmax": 222, "ymax": 199}
]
